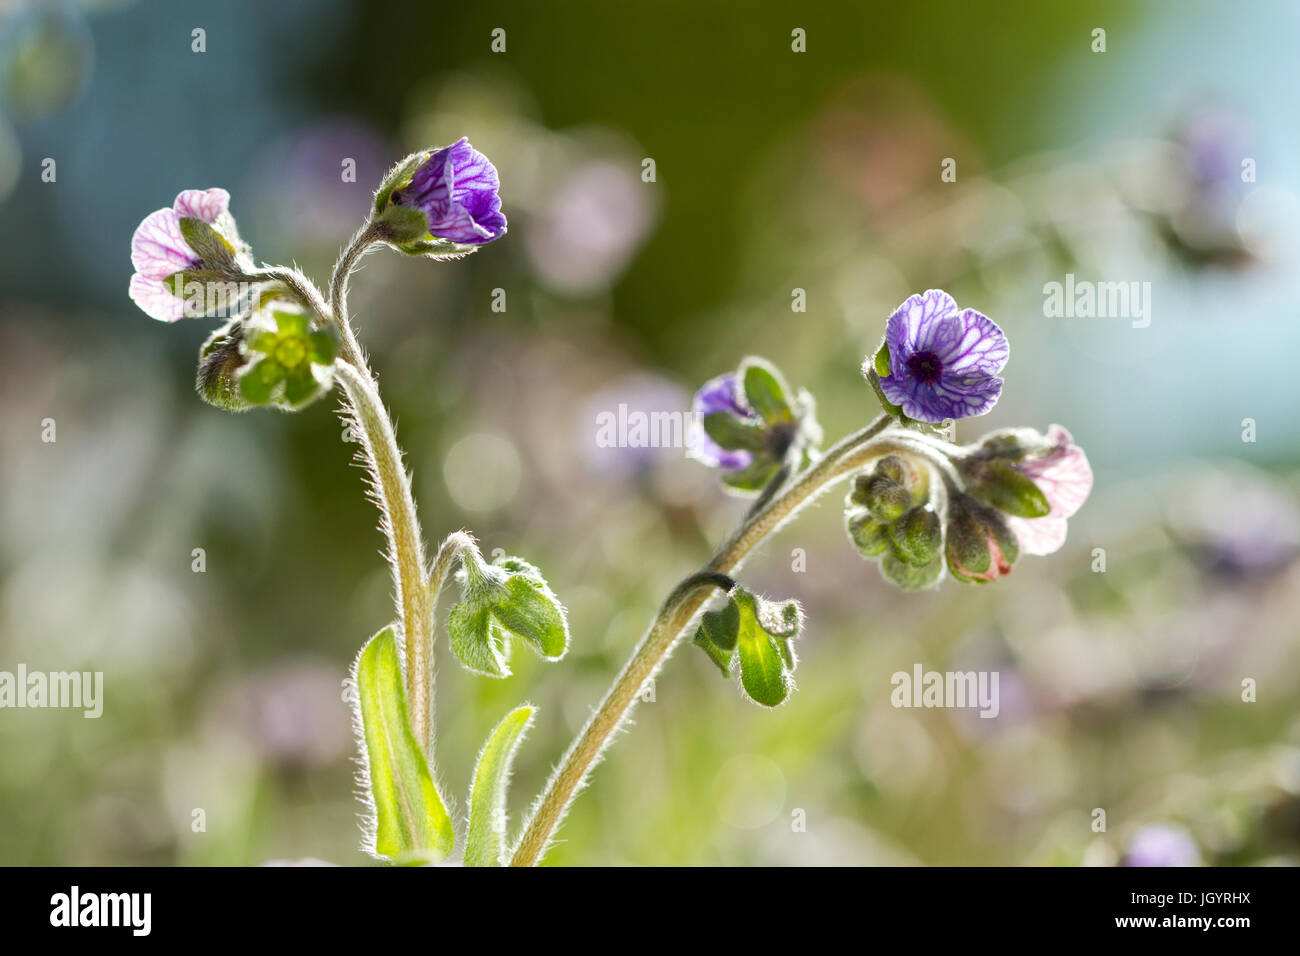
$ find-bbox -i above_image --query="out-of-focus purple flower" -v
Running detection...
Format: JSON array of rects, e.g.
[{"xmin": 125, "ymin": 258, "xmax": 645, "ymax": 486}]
[
  {"xmin": 525, "ymin": 159, "xmax": 656, "ymax": 294},
  {"xmin": 1003, "ymin": 425, "xmax": 1093, "ymax": 556},
  {"xmin": 391, "ymin": 137, "xmax": 506, "ymax": 245},
  {"xmin": 689, "ymin": 372, "xmax": 758, "ymax": 471},
  {"xmin": 877, "ymin": 290, "xmax": 1008, "ymax": 423},
  {"xmin": 1122, "ymin": 823, "xmax": 1201, "ymax": 867},
  {"xmin": 128, "ymin": 188, "xmax": 247, "ymax": 322}
]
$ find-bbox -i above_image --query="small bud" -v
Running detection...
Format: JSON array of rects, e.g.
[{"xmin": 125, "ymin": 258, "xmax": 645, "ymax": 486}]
[
  {"xmin": 880, "ymin": 553, "xmax": 944, "ymax": 590},
  {"xmin": 692, "ymin": 585, "xmax": 803, "ymax": 707},
  {"xmin": 945, "ymin": 494, "xmax": 1020, "ymax": 583},
  {"xmin": 847, "ymin": 512, "xmax": 889, "ymax": 557},
  {"xmin": 861, "ymin": 474, "xmax": 910, "ymax": 522},
  {"xmin": 196, "ymin": 320, "xmax": 252, "ymax": 412},
  {"xmin": 887, "ymin": 506, "xmax": 942, "ymax": 566},
  {"xmin": 448, "ymin": 547, "xmax": 569, "ymax": 678},
  {"xmin": 372, "ymin": 138, "xmax": 506, "ymax": 255}
]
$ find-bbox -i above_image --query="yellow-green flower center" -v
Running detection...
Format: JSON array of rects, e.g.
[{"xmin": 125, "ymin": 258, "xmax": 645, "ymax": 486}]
[{"xmin": 274, "ymin": 336, "xmax": 307, "ymax": 369}]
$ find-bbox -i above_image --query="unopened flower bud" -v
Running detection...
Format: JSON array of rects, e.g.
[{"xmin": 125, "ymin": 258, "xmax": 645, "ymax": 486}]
[
  {"xmin": 881, "ymin": 553, "xmax": 944, "ymax": 590},
  {"xmin": 887, "ymin": 506, "xmax": 942, "ymax": 567},
  {"xmin": 945, "ymin": 494, "xmax": 1020, "ymax": 583},
  {"xmin": 859, "ymin": 473, "xmax": 911, "ymax": 522},
  {"xmin": 847, "ymin": 512, "xmax": 889, "ymax": 557},
  {"xmin": 196, "ymin": 320, "xmax": 252, "ymax": 413}
]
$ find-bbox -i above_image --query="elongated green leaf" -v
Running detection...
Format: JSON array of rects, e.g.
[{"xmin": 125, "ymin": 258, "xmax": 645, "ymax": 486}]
[
  {"xmin": 465, "ymin": 705, "xmax": 536, "ymax": 867},
  {"xmin": 353, "ymin": 626, "xmax": 454, "ymax": 864},
  {"xmin": 734, "ymin": 593, "xmax": 792, "ymax": 707}
]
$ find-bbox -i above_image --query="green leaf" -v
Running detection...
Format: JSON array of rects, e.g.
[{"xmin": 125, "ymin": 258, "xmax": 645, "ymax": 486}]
[
  {"xmin": 740, "ymin": 359, "xmax": 794, "ymax": 426},
  {"xmin": 178, "ymin": 216, "xmax": 238, "ymax": 272},
  {"xmin": 692, "ymin": 597, "xmax": 740, "ymax": 676},
  {"xmin": 448, "ymin": 603, "xmax": 510, "ymax": 678},
  {"xmin": 702, "ymin": 411, "xmax": 768, "ymax": 452},
  {"xmin": 489, "ymin": 573, "xmax": 569, "ymax": 660},
  {"xmin": 735, "ymin": 601, "xmax": 791, "ymax": 707},
  {"xmin": 465, "ymin": 705, "xmax": 536, "ymax": 867},
  {"xmin": 353, "ymin": 626, "xmax": 454, "ymax": 864}
]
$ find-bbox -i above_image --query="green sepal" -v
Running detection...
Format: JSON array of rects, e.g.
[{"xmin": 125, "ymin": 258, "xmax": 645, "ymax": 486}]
[
  {"xmin": 702, "ymin": 412, "xmax": 768, "ymax": 452},
  {"xmin": 740, "ymin": 358, "xmax": 794, "ymax": 426},
  {"xmin": 352, "ymin": 625, "xmax": 454, "ymax": 864},
  {"xmin": 373, "ymin": 150, "xmax": 430, "ymax": 214},
  {"xmin": 178, "ymin": 216, "xmax": 238, "ymax": 273},
  {"xmin": 374, "ymin": 203, "xmax": 434, "ymax": 245},
  {"xmin": 465, "ymin": 705, "xmax": 536, "ymax": 867},
  {"xmin": 968, "ymin": 461, "xmax": 1051, "ymax": 518},
  {"xmin": 721, "ymin": 456, "xmax": 782, "ymax": 493},
  {"xmin": 873, "ymin": 339, "xmax": 891, "ymax": 378},
  {"xmin": 238, "ymin": 357, "xmax": 282, "ymax": 405}
]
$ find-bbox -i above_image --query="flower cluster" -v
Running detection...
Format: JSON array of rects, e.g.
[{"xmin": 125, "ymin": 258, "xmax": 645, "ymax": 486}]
[{"xmin": 692, "ymin": 290, "xmax": 1092, "ymax": 595}]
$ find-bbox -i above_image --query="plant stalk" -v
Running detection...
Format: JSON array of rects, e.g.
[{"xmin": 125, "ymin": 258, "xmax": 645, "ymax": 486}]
[{"xmin": 509, "ymin": 413, "xmax": 902, "ymax": 866}]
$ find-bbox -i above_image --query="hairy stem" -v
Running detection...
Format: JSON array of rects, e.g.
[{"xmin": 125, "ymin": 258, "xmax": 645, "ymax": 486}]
[
  {"xmin": 334, "ymin": 360, "xmax": 433, "ymax": 751},
  {"xmin": 328, "ymin": 222, "xmax": 382, "ymax": 371},
  {"xmin": 509, "ymin": 414, "xmax": 901, "ymax": 866}
]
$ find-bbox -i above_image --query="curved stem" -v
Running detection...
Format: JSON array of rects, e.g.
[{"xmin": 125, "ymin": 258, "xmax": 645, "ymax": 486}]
[
  {"xmin": 335, "ymin": 360, "xmax": 433, "ymax": 751},
  {"xmin": 329, "ymin": 222, "xmax": 382, "ymax": 371},
  {"xmin": 509, "ymin": 414, "xmax": 904, "ymax": 866}
]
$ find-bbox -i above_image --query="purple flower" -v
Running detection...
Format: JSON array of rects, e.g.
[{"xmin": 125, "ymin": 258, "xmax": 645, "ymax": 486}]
[
  {"xmin": 878, "ymin": 290, "xmax": 1009, "ymax": 423},
  {"xmin": 689, "ymin": 373, "xmax": 757, "ymax": 470},
  {"xmin": 391, "ymin": 138, "xmax": 506, "ymax": 245},
  {"xmin": 129, "ymin": 188, "xmax": 247, "ymax": 322},
  {"xmin": 1003, "ymin": 425, "xmax": 1093, "ymax": 556}
]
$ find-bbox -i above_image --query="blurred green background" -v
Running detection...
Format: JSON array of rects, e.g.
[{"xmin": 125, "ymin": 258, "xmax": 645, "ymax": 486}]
[{"xmin": 1, "ymin": 0, "xmax": 1298, "ymax": 866}]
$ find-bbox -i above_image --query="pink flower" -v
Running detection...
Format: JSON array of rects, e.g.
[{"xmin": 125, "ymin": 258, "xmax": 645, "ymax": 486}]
[
  {"xmin": 1004, "ymin": 425, "xmax": 1093, "ymax": 556},
  {"xmin": 128, "ymin": 188, "xmax": 249, "ymax": 322}
]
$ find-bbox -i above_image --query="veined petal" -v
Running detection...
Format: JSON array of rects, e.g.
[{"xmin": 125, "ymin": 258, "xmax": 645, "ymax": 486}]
[
  {"xmin": 1016, "ymin": 425, "xmax": 1093, "ymax": 519},
  {"xmin": 130, "ymin": 207, "xmax": 199, "ymax": 279},
  {"xmin": 173, "ymin": 187, "xmax": 231, "ymax": 223},
  {"xmin": 128, "ymin": 273, "xmax": 188, "ymax": 322},
  {"xmin": 1006, "ymin": 514, "xmax": 1069, "ymax": 556},
  {"xmin": 885, "ymin": 289, "xmax": 959, "ymax": 356}
]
